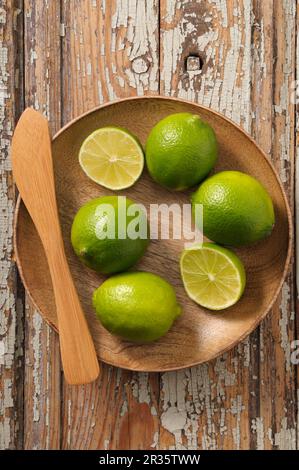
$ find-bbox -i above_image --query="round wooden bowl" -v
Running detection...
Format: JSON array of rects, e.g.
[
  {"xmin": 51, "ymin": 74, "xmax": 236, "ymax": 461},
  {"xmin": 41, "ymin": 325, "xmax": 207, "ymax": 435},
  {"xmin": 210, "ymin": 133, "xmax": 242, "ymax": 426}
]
[{"xmin": 14, "ymin": 96, "xmax": 292, "ymax": 372}]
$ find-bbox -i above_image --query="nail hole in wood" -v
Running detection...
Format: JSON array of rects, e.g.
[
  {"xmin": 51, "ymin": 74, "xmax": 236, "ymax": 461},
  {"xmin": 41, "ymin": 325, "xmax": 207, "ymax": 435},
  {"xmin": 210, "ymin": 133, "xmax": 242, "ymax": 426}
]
[{"xmin": 185, "ymin": 54, "xmax": 203, "ymax": 72}]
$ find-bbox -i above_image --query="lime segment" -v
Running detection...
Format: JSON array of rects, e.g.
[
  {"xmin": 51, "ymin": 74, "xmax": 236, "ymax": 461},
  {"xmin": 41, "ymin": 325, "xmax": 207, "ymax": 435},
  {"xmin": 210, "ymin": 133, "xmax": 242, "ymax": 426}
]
[
  {"xmin": 180, "ymin": 243, "xmax": 246, "ymax": 310},
  {"xmin": 79, "ymin": 126, "xmax": 144, "ymax": 190}
]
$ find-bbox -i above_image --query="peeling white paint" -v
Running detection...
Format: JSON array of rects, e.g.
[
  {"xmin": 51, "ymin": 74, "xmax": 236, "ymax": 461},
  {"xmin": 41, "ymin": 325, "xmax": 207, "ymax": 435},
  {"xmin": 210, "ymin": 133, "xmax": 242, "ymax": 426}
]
[
  {"xmin": 211, "ymin": 0, "xmax": 228, "ymax": 28},
  {"xmin": 60, "ymin": 23, "xmax": 65, "ymax": 38},
  {"xmin": 120, "ymin": 400, "xmax": 128, "ymax": 417},
  {"xmin": 275, "ymin": 0, "xmax": 295, "ymax": 183},
  {"xmin": 66, "ymin": 399, "xmax": 72, "ymax": 447},
  {"xmin": 3, "ymin": 379, "xmax": 13, "ymax": 408},
  {"xmin": 0, "ymin": 340, "xmax": 4, "ymax": 365},
  {"xmin": 97, "ymin": 79, "xmax": 104, "ymax": 103},
  {"xmin": 110, "ymin": 0, "xmax": 159, "ymax": 95},
  {"xmin": 151, "ymin": 431, "xmax": 159, "ymax": 448},
  {"xmin": 160, "ymin": 0, "xmax": 253, "ymax": 450},
  {"xmin": 0, "ymin": 1, "xmax": 19, "ymax": 449},
  {"xmin": 230, "ymin": 395, "xmax": 244, "ymax": 449},
  {"xmin": 45, "ymin": 325, "xmax": 51, "ymax": 448},
  {"xmin": 0, "ymin": 0, "xmax": 296, "ymax": 451},
  {"xmin": 161, "ymin": 371, "xmax": 188, "ymax": 449},
  {"xmin": 279, "ymin": 282, "xmax": 292, "ymax": 372},
  {"xmin": 32, "ymin": 311, "xmax": 42, "ymax": 422},
  {"xmin": 162, "ymin": 0, "xmax": 251, "ymax": 131},
  {"xmin": 86, "ymin": 62, "xmax": 92, "ymax": 76},
  {"xmin": 251, "ymin": 418, "xmax": 265, "ymax": 450},
  {"xmin": 30, "ymin": 48, "xmax": 38, "ymax": 64}
]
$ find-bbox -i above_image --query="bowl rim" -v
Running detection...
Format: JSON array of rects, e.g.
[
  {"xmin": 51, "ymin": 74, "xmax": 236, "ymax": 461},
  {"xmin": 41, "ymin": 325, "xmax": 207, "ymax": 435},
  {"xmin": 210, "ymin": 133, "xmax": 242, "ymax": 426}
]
[{"xmin": 13, "ymin": 95, "xmax": 293, "ymax": 372}]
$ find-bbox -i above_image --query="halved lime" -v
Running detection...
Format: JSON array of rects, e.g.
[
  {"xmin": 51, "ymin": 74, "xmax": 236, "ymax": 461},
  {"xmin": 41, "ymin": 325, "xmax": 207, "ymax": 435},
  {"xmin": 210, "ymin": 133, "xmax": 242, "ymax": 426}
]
[
  {"xmin": 180, "ymin": 243, "xmax": 246, "ymax": 310},
  {"xmin": 79, "ymin": 126, "xmax": 144, "ymax": 190}
]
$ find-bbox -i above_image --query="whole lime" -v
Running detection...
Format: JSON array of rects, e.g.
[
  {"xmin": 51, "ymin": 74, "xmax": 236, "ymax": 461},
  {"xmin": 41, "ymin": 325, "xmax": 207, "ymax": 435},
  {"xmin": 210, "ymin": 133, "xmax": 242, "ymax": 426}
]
[
  {"xmin": 180, "ymin": 242, "xmax": 246, "ymax": 310},
  {"xmin": 145, "ymin": 113, "xmax": 218, "ymax": 190},
  {"xmin": 71, "ymin": 196, "xmax": 149, "ymax": 274},
  {"xmin": 93, "ymin": 272, "xmax": 182, "ymax": 343},
  {"xmin": 192, "ymin": 171, "xmax": 275, "ymax": 246}
]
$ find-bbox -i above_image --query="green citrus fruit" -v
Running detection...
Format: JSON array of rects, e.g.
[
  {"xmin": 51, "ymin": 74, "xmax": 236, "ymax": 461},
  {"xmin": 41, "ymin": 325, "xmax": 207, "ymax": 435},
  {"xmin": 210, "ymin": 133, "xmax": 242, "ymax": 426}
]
[
  {"xmin": 191, "ymin": 171, "xmax": 275, "ymax": 246},
  {"xmin": 93, "ymin": 272, "xmax": 182, "ymax": 343},
  {"xmin": 79, "ymin": 126, "xmax": 144, "ymax": 190},
  {"xmin": 180, "ymin": 243, "xmax": 246, "ymax": 310},
  {"xmin": 71, "ymin": 196, "xmax": 149, "ymax": 274},
  {"xmin": 145, "ymin": 113, "xmax": 218, "ymax": 190}
]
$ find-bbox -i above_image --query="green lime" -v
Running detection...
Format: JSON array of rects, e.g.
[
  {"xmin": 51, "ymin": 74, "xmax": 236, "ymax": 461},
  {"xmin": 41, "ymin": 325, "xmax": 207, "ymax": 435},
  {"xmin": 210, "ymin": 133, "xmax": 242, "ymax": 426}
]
[
  {"xmin": 79, "ymin": 126, "xmax": 144, "ymax": 190},
  {"xmin": 180, "ymin": 243, "xmax": 246, "ymax": 310},
  {"xmin": 93, "ymin": 272, "xmax": 182, "ymax": 343},
  {"xmin": 145, "ymin": 113, "xmax": 218, "ymax": 190},
  {"xmin": 71, "ymin": 196, "xmax": 149, "ymax": 274},
  {"xmin": 192, "ymin": 171, "xmax": 275, "ymax": 246}
]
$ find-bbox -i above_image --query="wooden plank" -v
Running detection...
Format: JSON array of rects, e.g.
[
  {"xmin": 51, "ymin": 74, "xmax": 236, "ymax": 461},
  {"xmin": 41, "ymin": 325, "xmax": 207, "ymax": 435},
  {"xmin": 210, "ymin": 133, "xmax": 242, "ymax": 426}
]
[
  {"xmin": 160, "ymin": 0, "xmax": 252, "ymax": 450},
  {"xmin": 60, "ymin": 0, "xmax": 160, "ymax": 449},
  {"xmin": 5, "ymin": 0, "xmax": 296, "ymax": 449},
  {"xmin": 23, "ymin": 0, "xmax": 62, "ymax": 449},
  {"xmin": 0, "ymin": 0, "xmax": 24, "ymax": 450},
  {"xmin": 160, "ymin": 0, "xmax": 297, "ymax": 450},
  {"xmin": 251, "ymin": 0, "xmax": 297, "ymax": 450}
]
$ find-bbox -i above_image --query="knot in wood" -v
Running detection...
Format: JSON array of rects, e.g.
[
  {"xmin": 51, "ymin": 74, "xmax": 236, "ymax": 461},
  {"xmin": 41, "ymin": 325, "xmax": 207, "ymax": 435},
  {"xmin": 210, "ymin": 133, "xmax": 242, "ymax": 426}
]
[{"xmin": 131, "ymin": 56, "xmax": 150, "ymax": 74}]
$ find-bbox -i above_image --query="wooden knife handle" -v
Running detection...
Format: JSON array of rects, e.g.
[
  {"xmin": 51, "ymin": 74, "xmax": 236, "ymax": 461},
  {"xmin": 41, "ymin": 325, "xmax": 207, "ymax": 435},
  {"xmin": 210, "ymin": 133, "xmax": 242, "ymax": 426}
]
[
  {"xmin": 11, "ymin": 109, "xmax": 99, "ymax": 385},
  {"xmin": 47, "ymin": 235, "xmax": 100, "ymax": 385}
]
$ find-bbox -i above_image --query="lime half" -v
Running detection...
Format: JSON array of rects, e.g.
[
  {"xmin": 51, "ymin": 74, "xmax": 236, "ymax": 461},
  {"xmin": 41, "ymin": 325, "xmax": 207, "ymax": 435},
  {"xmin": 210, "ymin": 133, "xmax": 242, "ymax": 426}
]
[
  {"xmin": 79, "ymin": 126, "xmax": 144, "ymax": 190},
  {"xmin": 180, "ymin": 243, "xmax": 246, "ymax": 310}
]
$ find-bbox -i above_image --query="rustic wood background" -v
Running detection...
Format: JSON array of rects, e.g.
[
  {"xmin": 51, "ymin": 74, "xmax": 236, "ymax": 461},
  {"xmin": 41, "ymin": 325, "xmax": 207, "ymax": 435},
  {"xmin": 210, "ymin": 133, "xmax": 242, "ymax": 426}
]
[{"xmin": 0, "ymin": 0, "xmax": 298, "ymax": 450}]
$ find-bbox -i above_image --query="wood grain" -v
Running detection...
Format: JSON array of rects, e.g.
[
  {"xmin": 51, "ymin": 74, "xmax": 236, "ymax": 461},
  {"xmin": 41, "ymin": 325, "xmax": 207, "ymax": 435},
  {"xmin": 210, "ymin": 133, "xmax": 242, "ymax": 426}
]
[
  {"xmin": 296, "ymin": 0, "xmax": 299, "ymax": 453},
  {"xmin": 0, "ymin": 0, "xmax": 24, "ymax": 450},
  {"xmin": 23, "ymin": 0, "xmax": 62, "ymax": 449},
  {"xmin": 159, "ymin": 0, "xmax": 297, "ymax": 450}
]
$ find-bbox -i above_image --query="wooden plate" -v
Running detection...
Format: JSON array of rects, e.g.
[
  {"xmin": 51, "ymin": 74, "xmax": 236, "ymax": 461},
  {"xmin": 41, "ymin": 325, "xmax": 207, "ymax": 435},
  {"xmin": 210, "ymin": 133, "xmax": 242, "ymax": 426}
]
[{"xmin": 14, "ymin": 96, "xmax": 292, "ymax": 372}]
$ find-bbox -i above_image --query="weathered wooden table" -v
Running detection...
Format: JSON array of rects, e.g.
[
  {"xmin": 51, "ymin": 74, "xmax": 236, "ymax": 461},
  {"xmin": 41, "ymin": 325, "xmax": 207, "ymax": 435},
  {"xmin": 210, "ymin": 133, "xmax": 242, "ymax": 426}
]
[{"xmin": 1, "ymin": 0, "xmax": 298, "ymax": 450}]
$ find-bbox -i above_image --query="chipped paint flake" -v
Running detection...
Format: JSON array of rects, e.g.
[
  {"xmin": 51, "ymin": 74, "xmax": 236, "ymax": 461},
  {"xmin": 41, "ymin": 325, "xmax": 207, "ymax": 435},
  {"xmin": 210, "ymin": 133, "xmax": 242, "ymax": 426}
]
[
  {"xmin": 274, "ymin": 418, "xmax": 296, "ymax": 450},
  {"xmin": 66, "ymin": 399, "xmax": 72, "ymax": 447},
  {"xmin": 279, "ymin": 282, "xmax": 292, "ymax": 371},
  {"xmin": 151, "ymin": 431, "xmax": 159, "ymax": 448},
  {"xmin": 251, "ymin": 417, "xmax": 264, "ymax": 450},
  {"xmin": 32, "ymin": 311, "xmax": 42, "ymax": 422},
  {"xmin": 230, "ymin": 395, "xmax": 244, "ymax": 449}
]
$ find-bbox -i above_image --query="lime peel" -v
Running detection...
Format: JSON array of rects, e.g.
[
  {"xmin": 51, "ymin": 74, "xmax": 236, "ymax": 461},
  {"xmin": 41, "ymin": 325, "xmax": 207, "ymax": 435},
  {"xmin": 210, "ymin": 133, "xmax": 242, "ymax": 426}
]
[
  {"xmin": 79, "ymin": 126, "xmax": 144, "ymax": 190},
  {"xmin": 93, "ymin": 272, "xmax": 182, "ymax": 343},
  {"xmin": 180, "ymin": 243, "xmax": 246, "ymax": 311}
]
